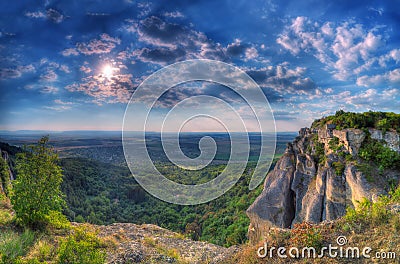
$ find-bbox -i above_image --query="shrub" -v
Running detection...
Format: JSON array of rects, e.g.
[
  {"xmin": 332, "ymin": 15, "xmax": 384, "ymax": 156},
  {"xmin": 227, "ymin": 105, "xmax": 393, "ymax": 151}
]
[
  {"xmin": 57, "ymin": 226, "xmax": 106, "ymax": 264},
  {"xmin": 45, "ymin": 211, "xmax": 71, "ymax": 230},
  {"xmin": 0, "ymin": 157, "xmax": 11, "ymax": 197},
  {"xmin": 345, "ymin": 195, "xmax": 394, "ymax": 229},
  {"xmin": 332, "ymin": 161, "xmax": 345, "ymax": 176},
  {"xmin": 290, "ymin": 222, "xmax": 323, "ymax": 250},
  {"xmin": 0, "ymin": 209, "xmax": 13, "ymax": 225},
  {"xmin": 328, "ymin": 137, "xmax": 340, "ymax": 151},
  {"xmin": 314, "ymin": 142, "xmax": 326, "ymax": 165},
  {"xmin": 359, "ymin": 137, "xmax": 400, "ymax": 170},
  {"xmin": 11, "ymin": 137, "xmax": 66, "ymax": 229}
]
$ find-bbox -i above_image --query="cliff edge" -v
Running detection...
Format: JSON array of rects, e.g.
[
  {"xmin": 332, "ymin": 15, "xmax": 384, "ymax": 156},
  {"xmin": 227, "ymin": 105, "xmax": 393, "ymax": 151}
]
[{"xmin": 247, "ymin": 114, "xmax": 400, "ymax": 244}]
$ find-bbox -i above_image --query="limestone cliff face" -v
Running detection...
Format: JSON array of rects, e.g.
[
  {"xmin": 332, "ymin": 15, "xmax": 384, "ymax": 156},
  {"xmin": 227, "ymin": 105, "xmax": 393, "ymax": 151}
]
[{"xmin": 247, "ymin": 125, "xmax": 400, "ymax": 244}]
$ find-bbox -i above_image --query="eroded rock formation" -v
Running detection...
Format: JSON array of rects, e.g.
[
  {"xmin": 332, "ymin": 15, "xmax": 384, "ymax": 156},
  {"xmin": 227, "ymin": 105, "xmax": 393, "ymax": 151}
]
[{"xmin": 247, "ymin": 125, "xmax": 400, "ymax": 244}]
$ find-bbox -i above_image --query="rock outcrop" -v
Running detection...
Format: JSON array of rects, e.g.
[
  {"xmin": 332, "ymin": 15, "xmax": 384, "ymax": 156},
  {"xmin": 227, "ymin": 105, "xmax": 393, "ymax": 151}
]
[
  {"xmin": 247, "ymin": 125, "xmax": 399, "ymax": 244},
  {"xmin": 369, "ymin": 129, "xmax": 400, "ymax": 152},
  {"xmin": 94, "ymin": 223, "xmax": 237, "ymax": 264}
]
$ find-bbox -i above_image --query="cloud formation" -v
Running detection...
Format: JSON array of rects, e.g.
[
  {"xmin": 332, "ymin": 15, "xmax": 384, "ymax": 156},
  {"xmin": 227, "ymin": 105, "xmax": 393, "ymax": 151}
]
[
  {"xmin": 277, "ymin": 17, "xmax": 387, "ymax": 80},
  {"xmin": 0, "ymin": 64, "xmax": 35, "ymax": 80},
  {"xmin": 246, "ymin": 65, "xmax": 317, "ymax": 95},
  {"xmin": 25, "ymin": 8, "xmax": 65, "ymax": 23},
  {"xmin": 65, "ymin": 73, "xmax": 134, "ymax": 104},
  {"xmin": 125, "ymin": 16, "xmax": 227, "ymax": 64},
  {"xmin": 62, "ymin": 34, "xmax": 120, "ymax": 57}
]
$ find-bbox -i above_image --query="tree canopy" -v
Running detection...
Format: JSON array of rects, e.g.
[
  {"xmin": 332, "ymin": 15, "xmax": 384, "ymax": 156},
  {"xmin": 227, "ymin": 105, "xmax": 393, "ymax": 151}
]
[{"xmin": 11, "ymin": 136, "xmax": 65, "ymax": 228}]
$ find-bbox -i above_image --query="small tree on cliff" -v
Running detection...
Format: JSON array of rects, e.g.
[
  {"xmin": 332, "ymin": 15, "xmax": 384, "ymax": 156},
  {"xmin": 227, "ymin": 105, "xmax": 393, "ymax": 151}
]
[{"xmin": 11, "ymin": 136, "xmax": 65, "ymax": 228}]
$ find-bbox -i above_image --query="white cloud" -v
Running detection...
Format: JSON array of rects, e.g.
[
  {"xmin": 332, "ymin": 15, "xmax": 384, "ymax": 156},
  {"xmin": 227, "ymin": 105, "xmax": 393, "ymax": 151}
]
[
  {"xmin": 54, "ymin": 99, "xmax": 73, "ymax": 105},
  {"xmin": 25, "ymin": 11, "xmax": 46, "ymax": 19},
  {"xmin": 76, "ymin": 33, "xmax": 120, "ymax": 55},
  {"xmin": 80, "ymin": 65, "xmax": 91, "ymax": 73},
  {"xmin": 343, "ymin": 88, "xmax": 399, "ymax": 110},
  {"xmin": 61, "ymin": 48, "xmax": 79, "ymax": 56},
  {"xmin": 40, "ymin": 70, "xmax": 57, "ymax": 82},
  {"xmin": 41, "ymin": 86, "xmax": 58, "ymax": 94},
  {"xmin": 0, "ymin": 64, "xmax": 35, "ymax": 80},
  {"xmin": 245, "ymin": 47, "xmax": 259, "ymax": 60},
  {"xmin": 163, "ymin": 11, "xmax": 184, "ymax": 18},
  {"xmin": 277, "ymin": 17, "xmax": 385, "ymax": 81},
  {"xmin": 65, "ymin": 72, "xmax": 134, "ymax": 104},
  {"xmin": 357, "ymin": 68, "xmax": 400, "ymax": 87}
]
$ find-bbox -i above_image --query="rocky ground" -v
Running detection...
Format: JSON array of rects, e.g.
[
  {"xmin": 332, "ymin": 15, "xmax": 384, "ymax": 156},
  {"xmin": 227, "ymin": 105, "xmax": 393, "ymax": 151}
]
[{"xmin": 92, "ymin": 223, "xmax": 238, "ymax": 264}]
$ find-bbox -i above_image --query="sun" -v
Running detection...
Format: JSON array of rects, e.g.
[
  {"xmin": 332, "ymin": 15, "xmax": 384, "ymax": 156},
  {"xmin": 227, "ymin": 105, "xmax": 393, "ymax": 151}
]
[{"xmin": 102, "ymin": 64, "xmax": 115, "ymax": 79}]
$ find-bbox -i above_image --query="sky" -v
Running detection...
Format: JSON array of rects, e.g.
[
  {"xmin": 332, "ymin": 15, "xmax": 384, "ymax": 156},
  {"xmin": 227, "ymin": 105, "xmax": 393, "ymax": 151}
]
[{"xmin": 0, "ymin": 0, "xmax": 399, "ymax": 132}]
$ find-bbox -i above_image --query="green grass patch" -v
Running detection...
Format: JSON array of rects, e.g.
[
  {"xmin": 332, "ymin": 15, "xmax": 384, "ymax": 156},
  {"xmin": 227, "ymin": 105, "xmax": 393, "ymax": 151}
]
[{"xmin": 0, "ymin": 229, "xmax": 36, "ymax": 263}]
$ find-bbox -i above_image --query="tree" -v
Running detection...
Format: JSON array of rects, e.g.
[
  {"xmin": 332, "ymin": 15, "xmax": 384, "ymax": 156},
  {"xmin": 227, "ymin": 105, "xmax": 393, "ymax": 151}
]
[
  {"xmin": 0, "ymin": 155, "xmax": 11, "ymax": 196},
  {"xmin": 11, "ymin": 136, "xmax": 66, "ymax": 228}
]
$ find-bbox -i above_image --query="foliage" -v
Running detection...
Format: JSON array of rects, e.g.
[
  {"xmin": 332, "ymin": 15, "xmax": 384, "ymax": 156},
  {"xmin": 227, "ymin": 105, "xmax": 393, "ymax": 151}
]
[
  {"xmin": 359, "ymin": 136, "xmax": 400, "ymax": 170},
  {"xmin": 356, "ymin": 163, "xmax": 374, "ymax": 183},
  {"xmin": 344, "ymin": 187, "xmax": 400, "ymax": 231},
  {"xmin": 10, "ymin": 136, "xmax": 66, "ymax": 229},
  {"xmin": 332, "ymin": 161, "xmax": 345, "ymax": 176},
  {"xmin": 311, "ymin": 110, "xmax": 400, "ymax": 132},
  {"xmin": 44, "ymin": 211, "xmax": 70, "ymax": 230},
  {"xmin": 60, "ymin": 157, "xmax": 265, "ymax": 247},
  {"xmin": 57, "ymin": 226, "xmax": 106, "ymax": 264},
  {"xmin": 314, "ymin": 142, "xmax": 326, "ymax": 165},
  {"xmin": 328, "ymin": 137, "xmax": 340, "ymax": 151},
  {"xmin": 0, "ymin": 157, "xmax": 11, "ymax": 197},
  {"xmin": 0, "ymin": 229, "xmax": 36, "ymax": 263},
  {"xmin": 0, "ymin": 210, "xmax": 14, "ymax": 226},
  {"xmin": 290, "ymin": 222, "xmax": 323, "ymax": 250}
]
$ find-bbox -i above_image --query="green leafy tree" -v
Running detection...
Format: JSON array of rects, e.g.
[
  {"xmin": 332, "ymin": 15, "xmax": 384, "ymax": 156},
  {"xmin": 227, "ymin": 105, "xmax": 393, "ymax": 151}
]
[
  {"xmin": 0, "ymin": 156, "xmax": 11, "ymax": 196},
  {"xmin": 11, "ymin": 136, "xmax": 65, "ymax": 228}
]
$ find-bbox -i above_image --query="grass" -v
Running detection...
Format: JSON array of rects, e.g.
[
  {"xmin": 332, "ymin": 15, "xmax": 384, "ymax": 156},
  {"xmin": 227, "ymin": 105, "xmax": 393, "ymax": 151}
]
[
  {"xmin": 0, "ymin": 229, "xmax": 36, "ymax": 263},
  {"xmin": 224, "ymin": 187, "xmax": 400, "ymax": 264}
]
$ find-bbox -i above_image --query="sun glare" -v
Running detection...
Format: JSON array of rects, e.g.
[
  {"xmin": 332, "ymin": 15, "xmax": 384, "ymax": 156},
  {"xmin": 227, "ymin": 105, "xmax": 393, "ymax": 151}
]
[{"xmin": 102, "ymin": 64, "xmax": 114, "ymax": 79}]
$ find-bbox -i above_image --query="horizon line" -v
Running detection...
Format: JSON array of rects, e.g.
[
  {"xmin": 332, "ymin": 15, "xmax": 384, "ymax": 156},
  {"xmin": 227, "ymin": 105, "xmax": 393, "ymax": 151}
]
[{"xmin": 0, "ymin": 129, "xmax": 298, "ymax": 133}]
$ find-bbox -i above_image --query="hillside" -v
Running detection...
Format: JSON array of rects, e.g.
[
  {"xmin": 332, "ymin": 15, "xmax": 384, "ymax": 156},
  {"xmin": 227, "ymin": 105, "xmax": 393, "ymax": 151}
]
[{"xmin": 1, "ymin": 111, "xmax": 400, "ymax": 263}]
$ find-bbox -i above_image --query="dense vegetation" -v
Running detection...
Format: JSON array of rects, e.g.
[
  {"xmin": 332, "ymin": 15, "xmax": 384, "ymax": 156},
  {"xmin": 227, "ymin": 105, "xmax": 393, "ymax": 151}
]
[
  {"xmin": 312, "ymin": 110, "xmax": 400, "ymax": 132},
  {"xmin": 11, "ymin": 137, "xmax": 66, "ymax": 228},
  {"xmin": 359, "ymin": 134, "xmax": 400, "ymax": 171},
  {"xmin": 60, "ymin": 157, "xmax": 265, "ymax": 247},
  {"xmin": 0, "ymin": 138, "xmax": 107, "ymax": 263}
]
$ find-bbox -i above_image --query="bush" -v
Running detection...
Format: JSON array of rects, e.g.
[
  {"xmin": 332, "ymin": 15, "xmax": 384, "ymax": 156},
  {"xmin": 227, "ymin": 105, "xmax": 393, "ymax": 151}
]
[
  {"xmin": 345, "ymin": 195, "xmax": 395, "ymax": 230},
  {"xmin": 0, "ymin": 157, "xmax": 11, "ymax": 197},
  {"xmin": 45, "ymin": 211, "xmax": 70, "ymax": 230},
  {"xmin": 314, "ymin": 142, "xmax": 326, "ymax": 165},
  {"xmin": 57, "ymin": 226, "xmax": 106, "ymax": 264},
  {"xmin": 359, "ymin": 136, "xmax": 400, "ymax": 170},
  {"xmin": 332, "ymin": 161, "xmax": 345, "ymax": 176},
  {"xmin": 290, "ymin": 222, "xmax": 323, "ymax": 250},
  {"xmin": 328, "ymin": 137, "xmax": 340, "ymax": 151},
  {"xmin": 11, "ymin": 136, "xmax": 66, "ymax": 229}
]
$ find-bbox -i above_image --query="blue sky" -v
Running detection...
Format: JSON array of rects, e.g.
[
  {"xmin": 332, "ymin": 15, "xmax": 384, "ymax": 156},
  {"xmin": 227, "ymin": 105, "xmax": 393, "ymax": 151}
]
[{"xmin": 0, "ymin": 0, "xmax": 399, "ymax": 131}]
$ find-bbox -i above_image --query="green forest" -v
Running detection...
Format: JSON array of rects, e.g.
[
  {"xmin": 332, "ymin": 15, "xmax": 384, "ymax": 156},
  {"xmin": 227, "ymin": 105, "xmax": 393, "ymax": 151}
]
[
  {"xmin": 1, "ymin": 140, "xmax": 268, "ymax": 247},
  {"xmin": 60, "ymin": 157, "xmax": 266, "ymax": 247},
  {"xmin": 312, "ymin": 110, "xmax": 400, "ymax": 132}
]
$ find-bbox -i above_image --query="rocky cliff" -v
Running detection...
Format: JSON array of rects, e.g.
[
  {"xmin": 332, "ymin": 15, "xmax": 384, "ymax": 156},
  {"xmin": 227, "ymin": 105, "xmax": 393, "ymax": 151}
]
[{"xmin": 247, "ymin": 124, "xmax": 400, "ymax": 244}]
